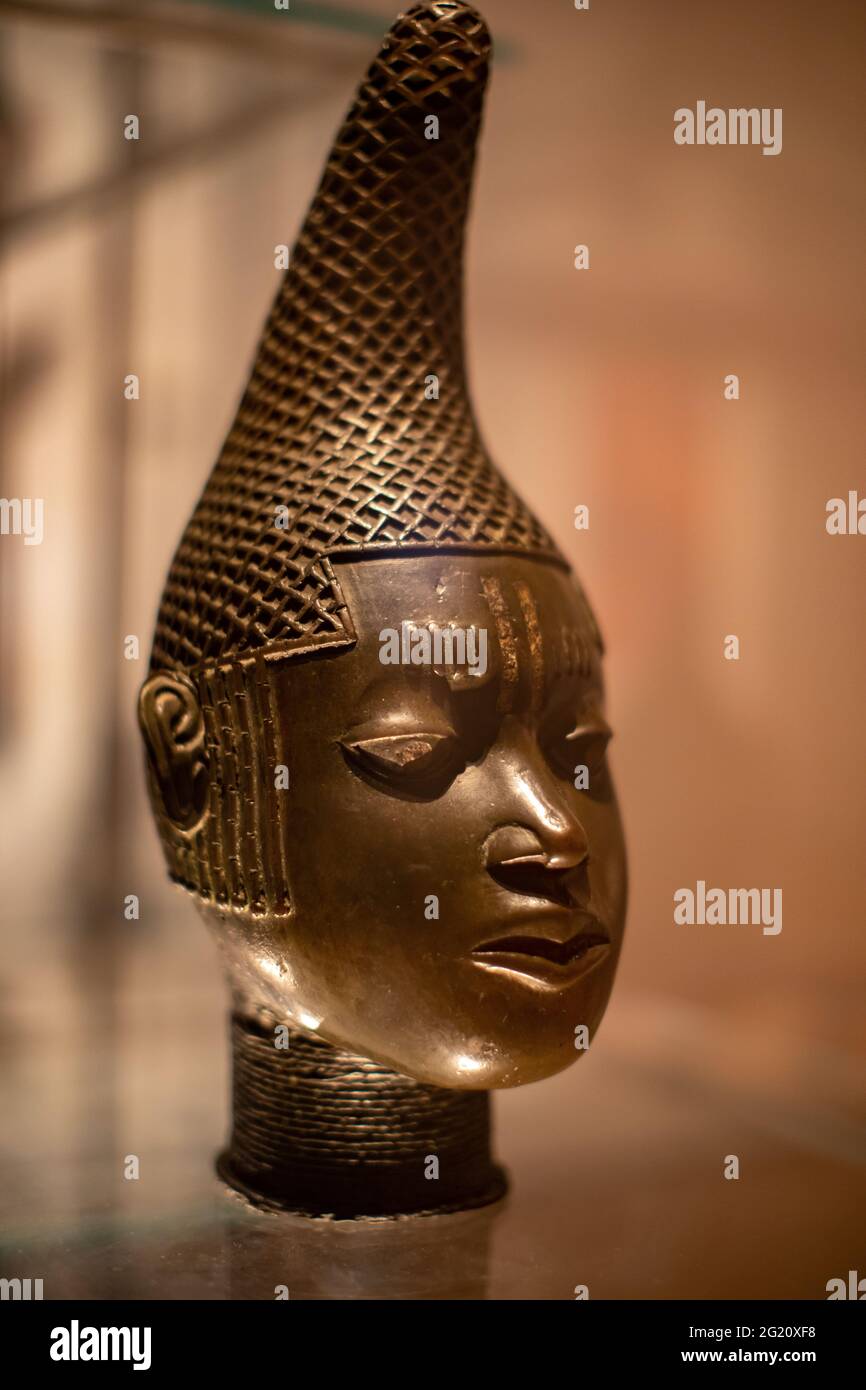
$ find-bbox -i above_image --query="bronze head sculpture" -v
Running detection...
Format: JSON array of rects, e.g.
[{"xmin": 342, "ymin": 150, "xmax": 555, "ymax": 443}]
[{"xmin": 139, "ymin": 0, "xmax": 627, "ymax": 1218}]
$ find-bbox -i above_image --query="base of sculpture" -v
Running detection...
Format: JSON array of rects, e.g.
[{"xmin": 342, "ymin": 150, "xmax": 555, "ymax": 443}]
[{"xmin": 217, "ymin": 1015, "xmax": 508, "ymax": 1220}]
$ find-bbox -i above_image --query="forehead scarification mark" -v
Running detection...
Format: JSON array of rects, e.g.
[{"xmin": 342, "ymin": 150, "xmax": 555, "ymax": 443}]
[
  {"xmin": 513, "ymin": 579, "xmax": 544, "ymax": 718},
  {"xmin": 480, "ymin": 575, "xmax": 518, "ymax": 713}
]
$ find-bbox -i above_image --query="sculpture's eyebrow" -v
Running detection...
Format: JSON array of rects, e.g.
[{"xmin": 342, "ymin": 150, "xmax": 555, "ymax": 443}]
[{"xmin": 349, "ymin": 673, "xmax": 454, "ymax": 724}]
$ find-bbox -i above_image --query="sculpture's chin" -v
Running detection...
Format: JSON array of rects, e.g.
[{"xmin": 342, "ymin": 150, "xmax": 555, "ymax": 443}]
[
  {"xmin": 193, "ymin": 898, "xmax": 616, "ymax": 1091},
  {"xmin": 374, "ymin": 1041, "xmax": 589, "ymax": 1093},
  {"xmin": 233, "ymin": 1004, "xmax": 591, "ymax": 1092}
]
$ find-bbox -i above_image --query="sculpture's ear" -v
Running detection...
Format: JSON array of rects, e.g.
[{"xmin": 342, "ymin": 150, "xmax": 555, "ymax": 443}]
[{"xmin": 138, "ymin": 670, "xmax": 209, "ymax": 832}]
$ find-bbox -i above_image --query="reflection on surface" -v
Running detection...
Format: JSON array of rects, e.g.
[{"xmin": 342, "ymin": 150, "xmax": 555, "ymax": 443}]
[{"xmin": 1, "ymin": 1194, "xmax": 502, "ymax": 1302}]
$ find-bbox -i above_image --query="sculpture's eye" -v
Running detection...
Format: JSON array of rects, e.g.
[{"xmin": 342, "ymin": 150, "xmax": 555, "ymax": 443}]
[
  {"xmin": 546, "ymin": 718, "xmax": 613, "ymax": 797},
  {"xmin": 339, "ymin": 728, "xmax": 464, "ymax": 793}
]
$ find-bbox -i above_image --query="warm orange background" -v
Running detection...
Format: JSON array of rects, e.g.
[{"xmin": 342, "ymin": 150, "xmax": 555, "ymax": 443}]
[{"xmin": 1, "ymin": 0, "xmax": 863, "ymax": 1297}]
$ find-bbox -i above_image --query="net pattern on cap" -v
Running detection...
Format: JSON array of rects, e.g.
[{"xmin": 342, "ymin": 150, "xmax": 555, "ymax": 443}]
[{"xmin": 152, "ymin": 2, "xmax": 563, "ymax": 674}]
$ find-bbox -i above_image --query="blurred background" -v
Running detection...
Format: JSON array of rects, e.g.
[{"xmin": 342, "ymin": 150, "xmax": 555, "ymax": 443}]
[{"xmin": 0, "ymin": 0, "xmax": 864, "ymax": 1298}]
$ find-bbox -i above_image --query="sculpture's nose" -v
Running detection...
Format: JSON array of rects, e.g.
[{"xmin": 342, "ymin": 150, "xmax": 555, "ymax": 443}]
[{"xmin": 481, "ymin": 720, "xmax": 591, "ymax": 905}]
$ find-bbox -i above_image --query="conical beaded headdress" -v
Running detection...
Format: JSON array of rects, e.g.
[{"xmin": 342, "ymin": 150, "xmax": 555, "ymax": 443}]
[{"xmin": 151, "ymin": 0, "xmax": 565, "ymax": 678}]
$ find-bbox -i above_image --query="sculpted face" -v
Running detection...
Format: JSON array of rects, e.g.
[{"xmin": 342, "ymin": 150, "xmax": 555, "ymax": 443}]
[{"xmin": 205, "ymin": 553, "xmax": 627, "ymax": 1089}]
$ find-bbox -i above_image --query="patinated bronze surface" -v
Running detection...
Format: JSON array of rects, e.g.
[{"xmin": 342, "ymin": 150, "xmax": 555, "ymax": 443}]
[{"xmin": 139, "ymin": 0, "xmax": 627, "ymax": 1217}]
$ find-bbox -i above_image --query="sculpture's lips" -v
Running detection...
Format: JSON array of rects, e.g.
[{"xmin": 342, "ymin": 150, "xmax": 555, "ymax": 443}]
[{"xmin": 471, "ymin": 922, "xmax": 611, "ymax": 986}]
